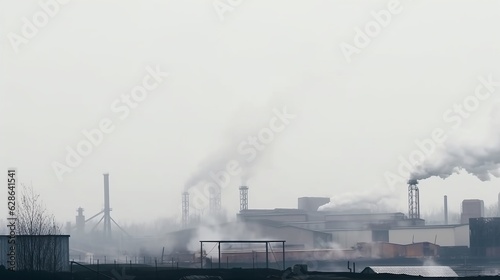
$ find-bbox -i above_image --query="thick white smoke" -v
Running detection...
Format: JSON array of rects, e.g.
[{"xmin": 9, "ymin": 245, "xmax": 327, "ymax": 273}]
[
  {"xmin": 318, "ymin": 187, "xmax": 398, "ymax": 212},
  {"xmin": 410, "ymin": 102, "xmax": 500, "ymax": 182},
  {"xmin": 183, "ymin": 129, "xmax": 271, "ymax": 192},
  {"xmin": 184, "ymin": 94, "xmax": 298, "ymax": 196}
]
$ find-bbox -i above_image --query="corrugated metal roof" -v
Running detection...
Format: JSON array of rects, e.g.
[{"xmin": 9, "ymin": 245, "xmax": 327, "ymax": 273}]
[{"xmin": 362, "ymin": 266, "xmax": 458, "ymax": 277}]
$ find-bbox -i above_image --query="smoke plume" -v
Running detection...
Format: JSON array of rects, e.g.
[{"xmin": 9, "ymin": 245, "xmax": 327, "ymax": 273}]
[
  {"xmin": 318, "ymin": 187, "xmax": 398, "ymax": 212},
  {"xmin": 410, "ymin": 103, "xmax": 500, "ymax": 182},
  {"xmin": 184, "ymin": 95, "xmax": 297, "ymax": 192}
]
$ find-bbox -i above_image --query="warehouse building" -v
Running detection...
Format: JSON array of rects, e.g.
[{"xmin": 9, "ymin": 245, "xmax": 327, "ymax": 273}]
[
  {"xmin": 469, "ymin": 217, "xmax": 500, "ymax": 257},
  {"xmin": 0, "ymin": 235, "xmax": 70, "ymax": 271}
]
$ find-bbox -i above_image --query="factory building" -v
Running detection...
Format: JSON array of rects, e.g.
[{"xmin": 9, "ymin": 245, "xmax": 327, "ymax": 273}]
[
  {"xmin": 307, "ymin": 224, "xmax": 469, "ymax": 249},
  {"xmin": 164, "ymin": 184, "xmax": 500, "ymax": 267},
  {"xmin": 237, "ymin": 197, "xmax": 469, "ymax": 249},
  {"xmin": 389, "ymin": 224, "xmax": 469, "ymax": 247},
  {"xmin": 176, "ymin": 184, "xmax": 500, "ymax": 262},
  {"xmin": 469, "ymin": 217, "xmax": 500, "ymax": 257}
]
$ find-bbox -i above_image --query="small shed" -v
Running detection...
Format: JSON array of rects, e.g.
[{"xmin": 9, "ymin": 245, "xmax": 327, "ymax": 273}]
[{"xmin": 361, "ymin": 266, "xmax": 458, "ymax": 277}]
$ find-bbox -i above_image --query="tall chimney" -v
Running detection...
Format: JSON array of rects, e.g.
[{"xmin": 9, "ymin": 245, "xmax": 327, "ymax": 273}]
[
  {"xmin": 239, "ymin": 186, "xmax": 249, "ymax": 211},
  {"xmin": 182, "ymin": 192, "xmax": 189, "ymax": 228},
  {"xmin": 209, "ymin": 188, "xmax": 221, "ymax": 215},
  {"xmin": 444, "ymin": 195, "xmax": 448, "ymax": 225},
  {"xmin": 103, "ymin": 173, "xmax": 111, "ymax": 239},
  {"xmin": 76, "ymin": 207, "xmax": 85, "ymax": 235},
  {"xmin": 498, "ymin": 192, "xmax": 500, "ymax": 217},
  {"xmin": 408, "ymin": 179, "xmax": 420, "ymax": 220}
]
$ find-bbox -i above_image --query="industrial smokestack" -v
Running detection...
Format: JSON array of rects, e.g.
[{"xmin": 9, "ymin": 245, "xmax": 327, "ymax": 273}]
[
  {"xmin": 408, "ymin": 179, "xmax": 420, "ymax": 220},
  {"xmin": 498, "ymin": 193, "xmax": 500, "ymax": 217},
  {"xmin": 76, "ymin": 207, "xmax": 85, "ymax": 235},
  {"xmin": 444, "ymin": 195, "xmax": 448, "ymax": 225},
  {"xmin": 239, "ymin": 186, "xmax": 249, "ymax": 211},
  {"xmin": 182, "ymin": 192, "xmax": 189, "ymax": 228},
  {"xmin": 209, "ymin": 189, "xmax": 221, "ymax": 215},
  {"xmin": 103, "ymin": 173, "xmax": 111, "ymax": 239}
]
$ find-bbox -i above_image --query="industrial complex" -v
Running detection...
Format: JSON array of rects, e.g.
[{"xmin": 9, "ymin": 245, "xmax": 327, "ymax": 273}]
[{"xmin": 60, "ymin": 174, "xmax": 500, "ymax": 276}]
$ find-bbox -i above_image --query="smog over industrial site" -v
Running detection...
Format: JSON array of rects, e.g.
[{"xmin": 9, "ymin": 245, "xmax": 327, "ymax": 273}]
[{"xmin": 2, "ymin": 1, "xmax": 500, "ymax": 279}]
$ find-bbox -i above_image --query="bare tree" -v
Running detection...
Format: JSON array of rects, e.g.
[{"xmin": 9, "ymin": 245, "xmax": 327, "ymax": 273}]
[{"xmin": 16, "ymin": 183, "xmax": 64, "ymax": 272}]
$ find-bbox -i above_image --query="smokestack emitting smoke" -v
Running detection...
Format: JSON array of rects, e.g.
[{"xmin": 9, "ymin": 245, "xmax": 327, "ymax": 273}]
[
  {"xmin": 209, "ymin": 190, "xmax": 221, "ymax": 214},
  {"xmin": 182, "ymin": 192, "xmax": 189, "ymax": 227},
  {"xmin": 184, "ymin": 99, "xmax": 297, "ymax": 210},
  {"xmin": 239, "ymin": 186, "xmax": 249, "ymax": 211},
  {"xmin": 407, "ymin": 179, "xmax": 420, "ymax": 220},
  {"xmin": 410, "ymin": 150, "xmax": 500, "ymax": 182}
]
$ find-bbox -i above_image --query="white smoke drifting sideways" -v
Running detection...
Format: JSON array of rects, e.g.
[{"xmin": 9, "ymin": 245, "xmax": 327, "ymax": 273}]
[
  {"xmin": 318, "ymin": 187, "xmax": 398, "ymax": 212},
  {"xmin": 410, "ymin": 103, "xmax": 500, "ymax": 182}
]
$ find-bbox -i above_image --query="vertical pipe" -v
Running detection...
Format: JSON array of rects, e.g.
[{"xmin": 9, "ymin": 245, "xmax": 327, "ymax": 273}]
[
  {"xmin": 498, "ymin": 193, "xmax": 500, "ymax": 216},
  {"xmin": 444, "ymin": 195, "xmax": 448, "ymax": 225},
  {"xmin": 266, "ymin": 242, "xmax": 269, "ymax": 269},
  {"xmin": 200, "ymin": 242, "xmax": 203, "ymax": 269},
  {"xmin": 161, "ymin": 247, "xmax": 165, "ymax": 264},
  {"xmin": 252, "ymin": 251, "xmax": 255, "ymax": 269},
  {"xmin": 103, "ymin": 173, "xmax": 111, "ymax": 239},
  {"xmin": 416, "ymin": 187, "xmax": 420, "ymax": 219},
  {"xmin": 282, "ymin": 242, "xmax": 285, "ymax": 271},
  {"xmin": 218, "ymin": 243, "xmax": 221, "ymax": 269}
]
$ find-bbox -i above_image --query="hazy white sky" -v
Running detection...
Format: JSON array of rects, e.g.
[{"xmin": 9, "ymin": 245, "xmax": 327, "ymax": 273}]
[{"xmin": 1, "ymin": 0, "xmax": 500, "ymax": 227}]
